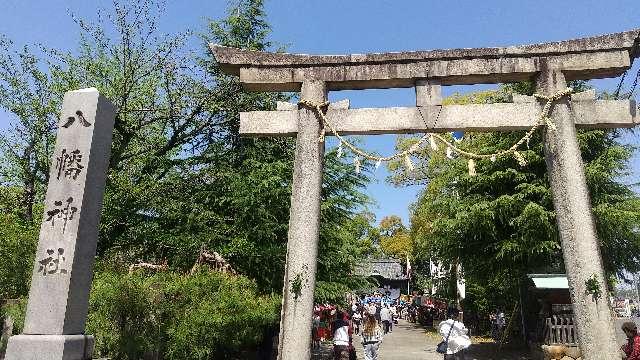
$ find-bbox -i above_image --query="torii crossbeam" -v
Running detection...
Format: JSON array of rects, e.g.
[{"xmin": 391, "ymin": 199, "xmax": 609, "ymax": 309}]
[{"xmin": 212, "ymin": 29, "xmax": 640, "ymax": 360}]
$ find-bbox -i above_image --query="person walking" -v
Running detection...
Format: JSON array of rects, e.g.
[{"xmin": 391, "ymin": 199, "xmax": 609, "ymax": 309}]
[
  {"xmin": 312, "ymin": 312, "xmax": 321, "ymax": 350},
  {"xmin": 380, "ymin": 305, "xmax": 392, "ymax": 334},
  {"xmin": 367, "ymin": 301, "xmax": 377, "ymax": 317},
  {"xmin": 375, "ymin": 302, "xmax": 382, "ymax": 323},
  {"xmin": 352, "ymin": 311, "xmax": 362, "ymax": 335},
  {"xmin": 489, "ymin": 311, "xmax": 497, "ymax": 340},
  {"xmin": 438, "ymin": 307, "xmax": 471, "ymax": 360},
  {"xmin": 361, "ymin": 313, "xmax": 383, "ymax": 360},
  {"xmin": 390, "ymin": 303, "xmax": 397, "ymax": 331},
  {"xmin": 621, "ymin": 321, "xmax": 640, "ymax": 360},
  {"xmin": 495, "ymin": 309, "xmax": 505, "ymax": 341},
  {"xmin": 332, "ymin": 310, "xmax": 351, "ymax": 360}
]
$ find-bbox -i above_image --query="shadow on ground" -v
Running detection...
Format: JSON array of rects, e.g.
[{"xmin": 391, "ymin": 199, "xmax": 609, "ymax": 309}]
[{"xmin": 464, "ymin": 343, "xmax": 532, "ymax": 360}]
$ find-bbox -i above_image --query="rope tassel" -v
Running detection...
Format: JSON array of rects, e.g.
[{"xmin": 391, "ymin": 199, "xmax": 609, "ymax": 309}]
[
  {"xmin": 429, "ymin": 135, "xmax": 439, "ymax": 151},
  {"xmin": 298, "ymin": 88, "xmax": 572, "ymax": 176},
  {"xmin": 468, "ymin": 159, "xmax": 476, "ymax": 176},
  {"xmin": 404, "ymin": 155, "xmax": 415, "ymax": 171},
  {"xmin": 446, "ymin": 146, "xmax": 454, "ymax": 159},
  {"xmin": 318, "ymin": 127, "xmax": 326, "ymax": 143}
]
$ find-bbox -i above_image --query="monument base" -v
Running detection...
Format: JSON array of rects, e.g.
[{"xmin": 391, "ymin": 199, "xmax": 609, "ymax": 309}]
[{"xmin": 4, "ymin": 334, "xmax": 94, "ymax": 360}]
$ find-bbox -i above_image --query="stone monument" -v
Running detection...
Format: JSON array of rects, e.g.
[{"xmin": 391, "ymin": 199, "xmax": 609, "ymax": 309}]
[{"xmin": 5, "ymin": 88, "xmax": 115, "ymax": 360}]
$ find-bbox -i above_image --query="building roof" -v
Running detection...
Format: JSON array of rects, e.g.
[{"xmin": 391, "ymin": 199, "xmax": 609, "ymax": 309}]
[
  {"xmin": 528, "ymin": 274, "xmax": 569, "ymax": 289},
  {"xmin": 356, "ymin": 259, "xmax": 408, "ymax": 280}
]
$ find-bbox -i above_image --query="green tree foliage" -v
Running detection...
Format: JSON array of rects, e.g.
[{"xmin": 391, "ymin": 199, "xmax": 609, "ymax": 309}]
[
  {"xmin": 379, "ymin": 215, "xmax": 405, "ymax": 237},
  {"xmin": 0, "ymin": 4, "xmax": 377, "ymax": 357},
  {"xmin": 0, "ymin": 299, "xmax": 27, "ymax": 335},
  {"xmin": 339, "ymin": 211, "xmax": 381, "ymax": 259},
  {"xmin": 47, "ymin": 0, "xmax": 226, "ymax": 260},
  {"xmin": 0, "ymin": 0, "xmax": 373, "ymax": 298},
  {"xmin": 315, "ymin": 153, "xmax": 375, "ymax": 296},
  {"xmin": 378, "ymin": 215, "xmax": 413, "ymax": 259},
  {"xmin": 393, "ymin": 84, "xmax": 640, "ymax": 309},
  {"xmin": 0, "ymin": 38, "xmax": 58, "ymax": 222},
  {"xmin": 87, "ymin": 269, "xmax": 280, "ymax": 360},
  {"xmin": 0, "ymin": 187, "xmax": 37, "ymax": 299}
]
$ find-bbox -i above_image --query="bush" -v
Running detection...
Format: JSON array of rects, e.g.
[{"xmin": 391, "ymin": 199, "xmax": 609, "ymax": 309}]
[
  {"xmin": 314, "ymin": 281, "xmax": 350, "ymax": 306},
  {"xmin": 87, "ymin": 271, "xmax": 162, "ymax": 359},
  {"xmin": 0, "ymin": 298, "xmax": 28, "ymax": 354},
  {"xmin": 0, "ymin": 213, "xmax": 38, "ymax": 300},
  {"xmin": 87, "ymin": 269, "xmax": 281, "ymax": 360},
  {"xmin": 1, "ymin": 299, "xmax": 27, "ymax": 335}
]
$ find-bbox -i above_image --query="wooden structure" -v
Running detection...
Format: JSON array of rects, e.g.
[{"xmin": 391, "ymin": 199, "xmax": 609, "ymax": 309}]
[
  {"xmin": 545, "ymin": 315, "xmax": 578, "ymax": 346},
  {"xmin": 356, "ymin": 258, "xmax": 408, "ymax": 299}
]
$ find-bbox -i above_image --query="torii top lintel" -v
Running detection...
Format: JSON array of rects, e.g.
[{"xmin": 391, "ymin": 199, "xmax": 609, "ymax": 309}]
[{"xmin": 211, "ymin": 29, "xmax": 640, "ymax": 92}]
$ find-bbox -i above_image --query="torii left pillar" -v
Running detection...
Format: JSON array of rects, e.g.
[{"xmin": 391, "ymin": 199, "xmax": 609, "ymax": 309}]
[{"xmin": 277, "ymin": 81, "xmax": 327, "ymax": 360}]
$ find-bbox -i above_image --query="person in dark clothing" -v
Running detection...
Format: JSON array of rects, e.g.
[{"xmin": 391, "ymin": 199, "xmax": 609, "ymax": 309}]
[{"xmin": 258, "ymin": 323, "xmax": 279, "ymax": 360}]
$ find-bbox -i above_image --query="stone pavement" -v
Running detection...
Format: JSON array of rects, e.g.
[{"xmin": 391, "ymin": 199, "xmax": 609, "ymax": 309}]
[
  {"xmin": 314, "ymin": 319, "xmax": 533, "ymax": 359},
  {"xmin": 353, "ymin": 320, "xmax": 435, "ymax": 359}
]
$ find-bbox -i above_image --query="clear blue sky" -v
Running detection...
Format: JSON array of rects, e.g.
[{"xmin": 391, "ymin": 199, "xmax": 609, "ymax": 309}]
[{"xmin": 1, "ymin": 0, "xmax": 639, "ymax": 225}]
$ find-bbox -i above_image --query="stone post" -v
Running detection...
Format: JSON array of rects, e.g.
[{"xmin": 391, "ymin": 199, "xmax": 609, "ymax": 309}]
[
  {"xmin": 5, "ymin": 88, "xmax": 115, "ymax": 360},
  {"xmin": 537, "ymin": 69, "xmax": 618, "ymax": 359},
  {"xmin": 415, "ymin": 79, "xmax": 442, "ymax": 107},
  {"xmin": 277, "ymin": 81, "xmax": 326, "ymax": 360}
]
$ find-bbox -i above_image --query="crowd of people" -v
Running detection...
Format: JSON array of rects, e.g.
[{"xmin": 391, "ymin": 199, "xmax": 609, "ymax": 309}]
[
  {"xmin": 311, "ymin": 293, "xmax": 472, "ymax": 360},
  {"xmin": 309, "ymin": 294, "xmax": 640, "ymax": 360},
  {"xmin": 312, "ymin": 294, "xmax": 401, "ymax": 360}
]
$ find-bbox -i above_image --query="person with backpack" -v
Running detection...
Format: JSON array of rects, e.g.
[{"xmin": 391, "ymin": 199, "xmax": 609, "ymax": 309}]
[
  {"xmin": 437, "ymin": 307, "xmax": 471, "ymax": 359},
  {"xmin": 360, "ymin": 313, "xmax": 383, "ymax": 360}
]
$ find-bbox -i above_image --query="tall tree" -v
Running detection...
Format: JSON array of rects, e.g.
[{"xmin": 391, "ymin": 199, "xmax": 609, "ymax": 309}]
[
  {"xmin": 0, "ymin": 38, "xmax": 58, "ymax": 222},
  {"xmin": 378, "ymin": 215, "xmax": 413, "ymax": 259},
  {"xmin": 0, "ymin": 0, "xmax": 375, "ymax": 297},
  {"xmin": 392, "ymin": 84, "xmax": 640, "ymax": 307}
]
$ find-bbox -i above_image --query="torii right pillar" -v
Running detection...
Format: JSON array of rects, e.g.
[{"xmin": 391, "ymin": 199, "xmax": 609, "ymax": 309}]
[{"xmin": 537, "ymin": 67, "xmax": 618, "ymax": 358}]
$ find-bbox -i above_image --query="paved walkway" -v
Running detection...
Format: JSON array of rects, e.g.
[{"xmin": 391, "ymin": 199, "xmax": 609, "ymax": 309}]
[
  {"xmin": 314, "ymin": 319, "xmax": 533, "ymax": 359},
  {"xmin": 354, "ymin": 320, "xmax": 437, "ymax": 359}
]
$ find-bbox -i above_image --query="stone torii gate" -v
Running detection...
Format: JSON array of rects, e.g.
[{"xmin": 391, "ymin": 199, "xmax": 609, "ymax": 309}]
[{"xmin": 212, "ymin": 29, "xmax": 639, "ymax": 360}]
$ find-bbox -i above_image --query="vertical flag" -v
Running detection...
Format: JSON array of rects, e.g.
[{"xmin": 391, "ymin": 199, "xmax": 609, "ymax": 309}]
[{"xmin": 406, "ymin": 254, "xmax": 412, "ymax": 295}]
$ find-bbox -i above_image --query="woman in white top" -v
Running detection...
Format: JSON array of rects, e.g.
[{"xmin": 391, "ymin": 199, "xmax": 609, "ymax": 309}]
[
  {"xmin": 438, "ymin": 307, "xmax": 471, "ymax": 359},
  {"xmin": 332, "ymin": 310, "xmax": 351, "ymax": 360}
]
